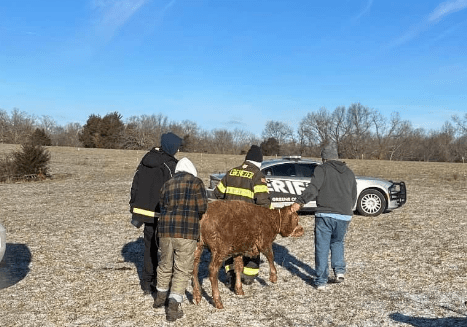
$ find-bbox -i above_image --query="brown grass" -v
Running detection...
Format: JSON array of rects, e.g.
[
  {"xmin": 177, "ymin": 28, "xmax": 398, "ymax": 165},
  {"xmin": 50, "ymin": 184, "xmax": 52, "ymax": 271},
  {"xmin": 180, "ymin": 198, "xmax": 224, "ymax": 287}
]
[{"xmin": 0, "ymin": 145, "xmax": 466, "ymax": 326}]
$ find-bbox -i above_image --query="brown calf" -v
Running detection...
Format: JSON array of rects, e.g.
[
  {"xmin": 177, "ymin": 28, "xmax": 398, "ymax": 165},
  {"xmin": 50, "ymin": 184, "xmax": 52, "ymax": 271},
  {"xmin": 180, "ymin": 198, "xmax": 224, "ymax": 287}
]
[{"xmin": 192, "ymin": 200, "xmax": 304, "ymax": 309}]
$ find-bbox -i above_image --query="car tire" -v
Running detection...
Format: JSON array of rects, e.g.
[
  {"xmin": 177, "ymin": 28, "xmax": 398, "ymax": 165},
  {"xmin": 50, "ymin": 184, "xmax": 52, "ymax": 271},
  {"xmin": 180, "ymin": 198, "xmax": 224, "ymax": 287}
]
[{"xmin": 357, "ymin": 189, "xmax": 386, "ymax": 217}]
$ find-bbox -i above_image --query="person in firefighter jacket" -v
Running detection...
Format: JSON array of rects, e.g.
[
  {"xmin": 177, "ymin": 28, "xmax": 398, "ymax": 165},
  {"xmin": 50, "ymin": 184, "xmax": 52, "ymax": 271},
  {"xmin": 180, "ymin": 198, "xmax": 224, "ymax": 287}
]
[
  {"xmin": 213, "ymin": 144, "xmax": 272, "ymax": 286},
  {"xmin": 129, "ymin": 132, "xmax": 183, "ymax": 295}
]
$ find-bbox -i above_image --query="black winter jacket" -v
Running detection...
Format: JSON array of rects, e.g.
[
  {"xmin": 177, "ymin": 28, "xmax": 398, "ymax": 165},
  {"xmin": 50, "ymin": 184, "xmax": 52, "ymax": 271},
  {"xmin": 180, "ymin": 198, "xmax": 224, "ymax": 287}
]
[
  {"xmin": 213, "ymin": 161, "xmax": 271, "ymax": 208},
  {"xmin": 129, "ymin": 148, "xmax": 178, "ymax": 224}
]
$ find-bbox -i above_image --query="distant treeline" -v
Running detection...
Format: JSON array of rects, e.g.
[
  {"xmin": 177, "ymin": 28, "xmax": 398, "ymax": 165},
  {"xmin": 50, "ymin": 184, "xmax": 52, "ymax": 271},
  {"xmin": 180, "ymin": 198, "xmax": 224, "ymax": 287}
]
[{"xmin": 1, "ymin": 104, "xmax": 466, "ymax": 162}]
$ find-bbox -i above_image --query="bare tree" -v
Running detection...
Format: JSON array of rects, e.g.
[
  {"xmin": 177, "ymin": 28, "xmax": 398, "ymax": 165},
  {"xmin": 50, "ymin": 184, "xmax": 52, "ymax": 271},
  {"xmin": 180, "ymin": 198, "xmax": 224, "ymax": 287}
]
[
  {"xmin": 298, "ymin": 107, "xmax": 332, "ymax": 147},
  {"xmin": 210, "ymin": 129, "xmax": 234, "ymax": 154},
  {"xmin": 296, "ymin": 123, "xmax": 310, "ymax": 156},
  {"xmin": 126, "ymin": 114, "xmax": 169, "ymax": 149},
  {"xmin": 232, "ymin": 128, "xmax": 255, "ymax": 154},
  {"xmin": 0, "ymin": 109, "xmax": 9, "ymax": 143},
  {"xmin": 7, "ymin": 108, "xmax": 35, "ymax": 144},
  {"xmin": 58, "ymin": 123, "xmax": 82, "ymax": 147},
  {"xmin": 452, "ymin": 113, "xmax": 467, "ymax": 136},
  {"xmin": 39, "ymin": 115, "xmax": 57, "ymax": 135},
  {"xmin": 371, "ymin": 112, "xmax": 406, "ymax": 159},
  {"xmin": 329, "ymin": 106, "xmax": 350, "ymax": 152},
  {"xmin": 343, "ymin": 103, "xmax": 374, "ymax": 159},
  {"xmin": 262, "ymin": 120, "xmax": 294, "ymax": 145},
  {"xmin": 388, "ymin": 123, "xmax": 421, "ymax": 161}
]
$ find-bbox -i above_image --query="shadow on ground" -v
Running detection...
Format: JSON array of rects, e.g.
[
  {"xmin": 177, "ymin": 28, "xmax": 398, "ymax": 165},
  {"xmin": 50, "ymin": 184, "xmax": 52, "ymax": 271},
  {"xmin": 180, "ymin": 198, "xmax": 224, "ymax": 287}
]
[
  {"xmin": 121, "ymin": 237, "xmax": 145, "ymax": 283},
  {"xmin": 120, "ymin": 238, "xmax": 316, "ymax": 305},
  {"xmin": 0, "ymin": 243, "xmax": 31, "ymax": 290},
  {"xmin": 390, "ymin": 312, "xmax": 466, "ymax": 327},
  {"xmin": 272, "ymin": 242, "xmax": 315, "ymax": 285}
]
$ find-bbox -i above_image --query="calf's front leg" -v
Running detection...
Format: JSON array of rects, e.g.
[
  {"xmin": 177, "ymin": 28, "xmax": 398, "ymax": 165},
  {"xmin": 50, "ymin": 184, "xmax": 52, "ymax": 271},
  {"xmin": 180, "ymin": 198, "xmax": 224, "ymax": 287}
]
[
  {"xmin": 262, "ymin": 245, "xmax": 278, "ymax": 283},
  {"xmin": 233, "ymin": 256, "xmax": 245, "ymax": 296}
]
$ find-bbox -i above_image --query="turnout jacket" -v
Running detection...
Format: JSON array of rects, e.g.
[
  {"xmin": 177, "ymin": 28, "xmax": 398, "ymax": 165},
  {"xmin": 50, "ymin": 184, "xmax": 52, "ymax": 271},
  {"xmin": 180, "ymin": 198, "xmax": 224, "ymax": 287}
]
[
  {"xmin": 213, "ymin": 160, "xmax": 271, "ymax": 208},
  {"xmin": 129, "ymin": 148, "xmax": 178, "ymax": 224},
  {"xmin": 295, "ymin": 160, "xmax": 357, "ymax": 216},
  {"xmin": 158, "ymin": 161, "xmax": 208, "ymax": 240}
]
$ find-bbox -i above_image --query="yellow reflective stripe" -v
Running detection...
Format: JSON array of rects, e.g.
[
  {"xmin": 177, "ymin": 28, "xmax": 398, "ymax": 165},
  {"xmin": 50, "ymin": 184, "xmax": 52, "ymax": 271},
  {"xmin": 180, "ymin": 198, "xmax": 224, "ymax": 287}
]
[
  {"xmin": 243, "ymin": 267, "xmax": 259, "ymax": 276},
  {"xmin": 254, "ymin": 184, "xmax": 269, "ymax": 193},
  {"xmin": 225, "ymin": 265, "xmax": 233, "ymax": 273},
  {"xmin": 225, "ymin": 187, "xmax": 254, "ymax": 199},
  {"xmin": 216, "ymin": 181, "xmax": 226, "ymax": 193},
  {"xmin": 133, "ymin": 207, "xmax": 156, "ymax": 217}
]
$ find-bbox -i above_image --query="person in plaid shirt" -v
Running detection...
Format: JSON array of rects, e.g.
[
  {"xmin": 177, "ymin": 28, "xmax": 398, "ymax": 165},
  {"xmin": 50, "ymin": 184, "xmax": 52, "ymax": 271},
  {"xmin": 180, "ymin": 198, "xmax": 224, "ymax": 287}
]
[{"xmin": 153, "ymin": 157, "xmax": 208, "ymax": 322}]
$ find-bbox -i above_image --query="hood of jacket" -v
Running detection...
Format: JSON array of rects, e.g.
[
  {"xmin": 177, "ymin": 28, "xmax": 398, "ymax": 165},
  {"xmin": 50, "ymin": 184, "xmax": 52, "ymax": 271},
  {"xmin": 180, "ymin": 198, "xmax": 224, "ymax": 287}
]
[
  {"xmin": 141, "ymin": 148, "xmax": 174, "ymax": 168},
  {"xmin": 175, "ymin": 157, "xmax": 197, "ymax": 177},
  {"xmin": 161, "ymin": 132, "xmax": 183, "ymax": 156},
  {"xmin": 326, "ymin": 160, "xmax": 350, "ymax": 174}
]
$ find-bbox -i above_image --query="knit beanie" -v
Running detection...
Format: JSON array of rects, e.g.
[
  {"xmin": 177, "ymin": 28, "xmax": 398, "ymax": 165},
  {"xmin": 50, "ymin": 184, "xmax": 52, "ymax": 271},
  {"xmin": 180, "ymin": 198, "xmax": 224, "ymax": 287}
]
[
  {"xmin": 321, "ymin": 144, "xmax": 339, "ymax": 160},
  {"xmin": 245, "ymin": 145, "xmax": 263, "ymax": 163}
]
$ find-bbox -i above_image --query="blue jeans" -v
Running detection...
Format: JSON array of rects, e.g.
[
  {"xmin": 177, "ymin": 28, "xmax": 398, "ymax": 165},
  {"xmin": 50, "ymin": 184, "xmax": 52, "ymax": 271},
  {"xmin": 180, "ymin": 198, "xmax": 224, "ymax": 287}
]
[{"xmin": 314, "ymin": 216, "xmax": 350, "ymax": 286}]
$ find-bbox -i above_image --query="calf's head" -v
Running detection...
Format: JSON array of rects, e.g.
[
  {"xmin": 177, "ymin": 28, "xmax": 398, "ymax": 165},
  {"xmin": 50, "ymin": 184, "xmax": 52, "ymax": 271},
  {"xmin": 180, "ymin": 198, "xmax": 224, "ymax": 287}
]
[{"xmin": 278, "ymin": 205, "xmax": 304, "ymax": 238}]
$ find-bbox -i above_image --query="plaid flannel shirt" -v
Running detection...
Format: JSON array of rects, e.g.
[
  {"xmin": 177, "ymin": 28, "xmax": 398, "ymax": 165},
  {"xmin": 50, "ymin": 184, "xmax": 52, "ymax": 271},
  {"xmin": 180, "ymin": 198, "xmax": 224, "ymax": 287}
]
[{"xmin": 158, "ymin": 172, "xmax": 208, "ymax": 240}]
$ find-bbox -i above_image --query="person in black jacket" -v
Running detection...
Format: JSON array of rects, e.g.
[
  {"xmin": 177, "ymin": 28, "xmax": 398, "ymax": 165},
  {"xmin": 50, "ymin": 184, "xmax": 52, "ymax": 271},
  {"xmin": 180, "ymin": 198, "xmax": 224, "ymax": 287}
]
[{"xmin": 129, "ymin": 132, "xmax": 183, "ymax": 295}]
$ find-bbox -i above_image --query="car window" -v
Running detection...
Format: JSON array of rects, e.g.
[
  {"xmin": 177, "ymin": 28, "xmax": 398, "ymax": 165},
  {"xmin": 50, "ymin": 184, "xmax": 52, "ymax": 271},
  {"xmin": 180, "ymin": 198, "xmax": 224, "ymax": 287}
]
[
  {"xmin": 296, "ymin": 163, "xmax": 317, "ymax": 177},
  {"xmin": 263, "ymin": 163, "xmax": 296, "ymax": 177}
]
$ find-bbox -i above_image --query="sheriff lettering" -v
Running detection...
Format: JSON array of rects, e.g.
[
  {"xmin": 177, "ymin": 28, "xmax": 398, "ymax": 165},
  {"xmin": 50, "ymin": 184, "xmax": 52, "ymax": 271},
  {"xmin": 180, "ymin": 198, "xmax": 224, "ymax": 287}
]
[{"xmin": 267, "ymin": 179, "xmax": 308, "ymax": 196}]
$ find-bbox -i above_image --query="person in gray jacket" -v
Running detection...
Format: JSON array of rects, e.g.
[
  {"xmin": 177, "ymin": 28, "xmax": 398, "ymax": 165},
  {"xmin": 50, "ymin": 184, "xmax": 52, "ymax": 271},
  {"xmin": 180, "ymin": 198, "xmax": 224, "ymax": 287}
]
[{"xmin": 291, "ymin": 143, "xmax": 357, "ymax": 290}]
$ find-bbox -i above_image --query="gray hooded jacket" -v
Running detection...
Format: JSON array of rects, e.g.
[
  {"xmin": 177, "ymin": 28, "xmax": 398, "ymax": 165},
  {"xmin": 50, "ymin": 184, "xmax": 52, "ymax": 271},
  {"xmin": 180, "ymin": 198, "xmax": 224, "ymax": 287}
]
[{"xmin": 295, "ymin": 160, "xmax": 357, "ymax": 216}]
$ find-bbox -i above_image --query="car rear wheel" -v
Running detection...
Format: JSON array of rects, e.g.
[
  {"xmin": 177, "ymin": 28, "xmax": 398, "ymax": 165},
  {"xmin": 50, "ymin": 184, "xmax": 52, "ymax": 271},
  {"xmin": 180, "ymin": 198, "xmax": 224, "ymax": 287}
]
[{"xmin": 357, "ymin": 189, "xmax": 386, "ymax": 216}]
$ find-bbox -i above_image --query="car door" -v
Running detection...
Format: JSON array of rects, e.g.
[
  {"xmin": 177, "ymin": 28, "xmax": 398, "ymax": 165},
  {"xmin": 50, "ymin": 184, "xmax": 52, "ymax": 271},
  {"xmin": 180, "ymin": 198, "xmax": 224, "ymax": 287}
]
[{"xmin": 262, "ymin": 163, "xmax": 308, "ymax": 208}]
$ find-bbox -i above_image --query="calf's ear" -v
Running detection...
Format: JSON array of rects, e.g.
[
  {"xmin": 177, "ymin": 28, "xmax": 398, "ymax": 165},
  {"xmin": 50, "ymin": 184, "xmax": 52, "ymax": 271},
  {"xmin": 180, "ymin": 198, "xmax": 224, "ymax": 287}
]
[{"xmin": 289, "ymin": 203, "xmax": 301, "ymax": 213}]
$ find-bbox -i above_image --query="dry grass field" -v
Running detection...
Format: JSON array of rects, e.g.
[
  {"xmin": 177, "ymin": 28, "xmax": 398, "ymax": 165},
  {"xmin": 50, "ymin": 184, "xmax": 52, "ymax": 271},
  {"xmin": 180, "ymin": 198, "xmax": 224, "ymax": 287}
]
[{"xmin": 0, "ymin": 144, "xmax": 466, "ymax": 327}]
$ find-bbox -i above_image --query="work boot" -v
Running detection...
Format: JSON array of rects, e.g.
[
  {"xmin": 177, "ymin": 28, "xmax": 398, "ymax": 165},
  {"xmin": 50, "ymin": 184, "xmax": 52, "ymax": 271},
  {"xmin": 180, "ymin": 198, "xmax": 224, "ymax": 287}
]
[
  {"xmin": 141, "ymin": 281, "xmax": 154, "ymax": 295},
  {"xmin": 225, "ymin": 271, "xmax": 236, "ymax": 289},
  {"xmin": 152, "ymin": 291, "xmax": 168, "ymax": 308},
  {"xmin": 241, "ymin": 273, "xmax": 255, "ymax": 285},
  {"xmin": 166, "ymin": 298, "xmax": 183, "ymax": 322}
]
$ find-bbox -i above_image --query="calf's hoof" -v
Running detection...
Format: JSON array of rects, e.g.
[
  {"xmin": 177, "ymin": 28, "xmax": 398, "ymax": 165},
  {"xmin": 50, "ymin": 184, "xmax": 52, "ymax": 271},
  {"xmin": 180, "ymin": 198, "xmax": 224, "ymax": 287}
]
[
  {"xmin": 269, "ymin": 275, "xmax": 278, "ymax": 283},
  {"xmin": 193, "ymin": 294, "xmax": 202, "ymax": 305},
  {"xmin": 235, "ymin": 289, "xmax": 245, "ymax": 296},
  {"xmin": 213, "ymin": 300, "xmax": 224, "ymax": 309}
]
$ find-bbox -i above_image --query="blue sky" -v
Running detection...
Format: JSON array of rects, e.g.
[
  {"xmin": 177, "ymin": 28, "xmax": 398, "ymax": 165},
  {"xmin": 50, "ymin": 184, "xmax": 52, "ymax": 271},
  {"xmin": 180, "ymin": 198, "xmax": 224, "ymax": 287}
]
[{"xmin": 1, "ymin": 0, "xmax": 466, "ymax": 136}]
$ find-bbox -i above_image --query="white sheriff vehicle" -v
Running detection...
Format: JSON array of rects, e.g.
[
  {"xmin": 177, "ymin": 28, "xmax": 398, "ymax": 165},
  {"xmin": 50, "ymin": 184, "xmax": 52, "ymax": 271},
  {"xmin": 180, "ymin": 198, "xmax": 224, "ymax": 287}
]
[{"xmin": 206, "ymin": 156, "xmax": 406, "ymax": 217}]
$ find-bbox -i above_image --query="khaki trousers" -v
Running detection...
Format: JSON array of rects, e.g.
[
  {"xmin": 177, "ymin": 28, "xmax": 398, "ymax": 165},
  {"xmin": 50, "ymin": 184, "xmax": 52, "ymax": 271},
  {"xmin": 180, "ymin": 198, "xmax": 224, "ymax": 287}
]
[{"xmin": 156, "ymin": 237, "xmax": 197, "ymax": 297}]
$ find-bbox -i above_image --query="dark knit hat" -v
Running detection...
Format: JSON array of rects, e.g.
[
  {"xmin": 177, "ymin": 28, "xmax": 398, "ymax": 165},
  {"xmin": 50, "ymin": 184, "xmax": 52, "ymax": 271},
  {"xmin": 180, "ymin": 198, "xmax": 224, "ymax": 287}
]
[
  {"xmin": 321, "ymin": 144, "xmax": 339, "ymax": 160},
  {"xmin": 245, "ymin": 145, "xmax": 263, "ymax": 162}
]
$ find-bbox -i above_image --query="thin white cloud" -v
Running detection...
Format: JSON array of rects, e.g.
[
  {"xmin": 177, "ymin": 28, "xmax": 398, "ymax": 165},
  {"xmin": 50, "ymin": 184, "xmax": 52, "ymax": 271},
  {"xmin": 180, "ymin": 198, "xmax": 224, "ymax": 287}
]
[
  {"xmin": 353, "ymin": 0, "xmax": 373, "ymax": 21},
  {"xmin": 388, "ymin": 0, "xmax": 467, "ymax": 48},
  {"xmin": 428, "ymin": 0, "xmax": 467, "ymax": 22},
  {"xmin": 90, "ymin": 0, "xmax": 150, "ymax": 43},
  {"xmin": 163, "ymin": 0, "xmax": 177, "ymax": 12},
  {"xmin": 61, "ymin": 0, "xmax": 176, "ymax": 61}
]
